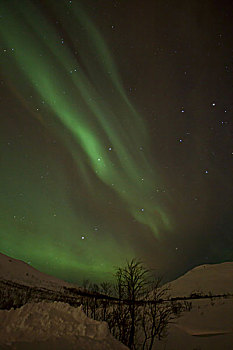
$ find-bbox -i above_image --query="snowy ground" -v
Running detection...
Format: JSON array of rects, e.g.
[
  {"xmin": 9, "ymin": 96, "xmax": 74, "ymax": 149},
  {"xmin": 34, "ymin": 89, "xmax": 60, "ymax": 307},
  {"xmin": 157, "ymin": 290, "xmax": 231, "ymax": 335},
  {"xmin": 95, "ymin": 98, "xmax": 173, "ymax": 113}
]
[
  {"xmin": 0, "ymin": 301, "xmax": 128, "ymax": 350},
  {"xmin": 1, "ymin": 253, "xmax": 232, "ymax": 350},
  {"xmin": 153, "ymin": 262, "xmax": 233, "ymax": 350}
]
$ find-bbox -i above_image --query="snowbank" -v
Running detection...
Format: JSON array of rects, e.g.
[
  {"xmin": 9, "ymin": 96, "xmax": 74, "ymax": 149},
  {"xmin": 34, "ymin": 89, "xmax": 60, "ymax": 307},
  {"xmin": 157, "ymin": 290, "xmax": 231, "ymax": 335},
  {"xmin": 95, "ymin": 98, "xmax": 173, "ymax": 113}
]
[{"xmin": 0, "ymin": 301, "xmax": 128, "ymax": 350}]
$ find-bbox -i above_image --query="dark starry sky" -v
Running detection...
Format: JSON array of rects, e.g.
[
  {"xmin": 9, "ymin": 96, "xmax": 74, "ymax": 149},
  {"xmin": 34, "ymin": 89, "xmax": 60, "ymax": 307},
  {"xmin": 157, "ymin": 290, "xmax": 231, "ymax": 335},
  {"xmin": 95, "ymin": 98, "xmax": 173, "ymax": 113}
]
[{"xmin": 0, "ymin": 0, "xmax": 232, "ymax": 284}]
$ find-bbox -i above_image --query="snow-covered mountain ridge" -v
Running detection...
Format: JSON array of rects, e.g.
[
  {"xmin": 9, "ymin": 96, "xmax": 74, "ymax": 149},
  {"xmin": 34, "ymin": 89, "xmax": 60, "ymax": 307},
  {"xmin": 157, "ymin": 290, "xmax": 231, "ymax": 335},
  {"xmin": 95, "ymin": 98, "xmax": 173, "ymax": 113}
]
[
  {"xmin": 0, "ymin": 252, "xmax": 79, "ymax": 291},
  {"xmin": 166, "ymin": 261, "xmax": 233, "ymax": 297}
]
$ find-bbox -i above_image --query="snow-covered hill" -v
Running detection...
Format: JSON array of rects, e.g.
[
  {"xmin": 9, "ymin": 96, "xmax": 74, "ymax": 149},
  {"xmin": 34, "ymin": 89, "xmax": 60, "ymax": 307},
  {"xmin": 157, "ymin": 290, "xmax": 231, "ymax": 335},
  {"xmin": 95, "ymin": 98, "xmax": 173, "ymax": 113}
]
[
  {"xmin": 166, "ymin": 262, "xmax": 233, "ymax": 297},
  {"xmin": 154, "ymin": 262, "xmax": 233, "ymax": 350},
  {"xmin": 0, "ymin": 252, "xmax": 78, "ymax": 291}
]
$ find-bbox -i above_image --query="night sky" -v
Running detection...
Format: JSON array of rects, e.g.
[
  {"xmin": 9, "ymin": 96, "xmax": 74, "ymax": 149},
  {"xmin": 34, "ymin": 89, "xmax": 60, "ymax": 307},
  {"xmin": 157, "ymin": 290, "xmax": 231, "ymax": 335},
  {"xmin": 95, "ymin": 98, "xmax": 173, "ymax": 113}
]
[{"xmin": 1, "ymin": 0, "xmax": 233, "ymax": 284}]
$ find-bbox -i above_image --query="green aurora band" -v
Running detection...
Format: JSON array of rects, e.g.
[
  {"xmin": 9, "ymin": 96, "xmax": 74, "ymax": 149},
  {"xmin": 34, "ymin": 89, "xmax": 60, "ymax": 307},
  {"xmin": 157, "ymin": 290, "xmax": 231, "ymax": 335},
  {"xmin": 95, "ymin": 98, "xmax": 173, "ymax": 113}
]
[{"xmin": 0, "ymin": 0, "xmax": 171, "ymax": 282}]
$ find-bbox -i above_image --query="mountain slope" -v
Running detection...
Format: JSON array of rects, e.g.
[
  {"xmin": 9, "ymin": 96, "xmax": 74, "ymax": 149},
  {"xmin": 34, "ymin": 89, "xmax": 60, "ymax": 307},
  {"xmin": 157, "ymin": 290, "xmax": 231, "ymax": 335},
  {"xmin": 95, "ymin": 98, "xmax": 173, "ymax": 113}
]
[
  {"xmin": 166, "ymin": 262, "xmax": 233, "ymax": 297},
  {"xmin": 154, "ymin": 261, "xmax": 233, "ymax": 350},
  {"xmin": 0, "ymin": 252, "xmax": 78, "ymax": 291}
]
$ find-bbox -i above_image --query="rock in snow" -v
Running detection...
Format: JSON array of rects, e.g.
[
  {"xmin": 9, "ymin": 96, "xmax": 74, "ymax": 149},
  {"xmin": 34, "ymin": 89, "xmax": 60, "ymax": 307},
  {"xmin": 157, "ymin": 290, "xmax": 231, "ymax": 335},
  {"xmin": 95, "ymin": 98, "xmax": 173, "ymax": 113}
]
[{"xmin": 0, "ymin": 300, "xmax": 128, "ymax": 350}]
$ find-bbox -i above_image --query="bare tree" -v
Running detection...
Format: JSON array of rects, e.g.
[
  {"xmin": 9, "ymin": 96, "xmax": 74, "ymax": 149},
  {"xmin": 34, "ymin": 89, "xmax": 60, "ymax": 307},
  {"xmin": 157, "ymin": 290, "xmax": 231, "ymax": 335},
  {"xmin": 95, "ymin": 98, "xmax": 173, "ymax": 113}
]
[
  {"xmin": 115, "ymin": 258, "xmax": 151, "ymax": 349},
  {"xmin": 141, "ymin": 278, "xmax": 177, "ymax": 350},
  {"xmin": 80, "ymin": 259, "xmax": 186, "ymax": 350}
]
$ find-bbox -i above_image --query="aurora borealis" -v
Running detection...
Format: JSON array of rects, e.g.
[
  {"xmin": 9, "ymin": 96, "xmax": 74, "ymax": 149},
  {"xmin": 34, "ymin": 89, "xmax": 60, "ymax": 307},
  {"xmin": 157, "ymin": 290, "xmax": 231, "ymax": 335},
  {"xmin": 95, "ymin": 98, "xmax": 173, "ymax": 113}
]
[{"xmin": 1, "ymin": 0, "xmax": 233, "ymax": 284}]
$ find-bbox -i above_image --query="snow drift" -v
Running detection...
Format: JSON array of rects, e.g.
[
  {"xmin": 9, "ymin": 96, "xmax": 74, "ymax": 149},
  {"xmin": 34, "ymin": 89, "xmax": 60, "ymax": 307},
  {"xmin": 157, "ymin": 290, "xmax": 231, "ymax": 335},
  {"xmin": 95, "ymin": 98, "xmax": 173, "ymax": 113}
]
[{"xmin": 0, "ymin": 300, "xmax": 128, "ymax": 350}]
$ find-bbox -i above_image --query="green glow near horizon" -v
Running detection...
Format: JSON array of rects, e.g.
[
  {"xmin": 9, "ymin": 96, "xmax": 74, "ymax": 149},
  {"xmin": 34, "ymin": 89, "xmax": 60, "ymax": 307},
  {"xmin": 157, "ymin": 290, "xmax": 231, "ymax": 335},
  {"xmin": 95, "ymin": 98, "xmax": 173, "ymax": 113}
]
[{"xmin": 0, "ymin": 0, "xmax": 171, "ymax": 283}]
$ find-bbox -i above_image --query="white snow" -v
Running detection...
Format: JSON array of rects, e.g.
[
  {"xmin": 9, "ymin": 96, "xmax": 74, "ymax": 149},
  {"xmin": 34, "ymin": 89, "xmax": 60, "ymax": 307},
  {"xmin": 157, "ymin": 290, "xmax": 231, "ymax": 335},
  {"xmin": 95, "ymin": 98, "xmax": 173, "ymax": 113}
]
[
  {"xmin": 0, "ymin": 252, "xmax": 79, "ymax": 291},
  {"xmin": 1, "ymin": 252, "xmax": 233, "ymax": 350},
  {"xmin": 153, "ymin": 262, "xmax": 233, "ymax": 350},
  {"xmin": 0, "ymin": 301, "xmax": 129, "ymax": 350},
  {"xmin": 166, "ymin": 262, "xmax": 233, "ymax": 297}
]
